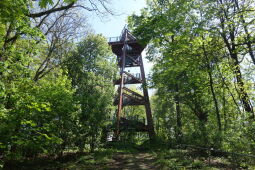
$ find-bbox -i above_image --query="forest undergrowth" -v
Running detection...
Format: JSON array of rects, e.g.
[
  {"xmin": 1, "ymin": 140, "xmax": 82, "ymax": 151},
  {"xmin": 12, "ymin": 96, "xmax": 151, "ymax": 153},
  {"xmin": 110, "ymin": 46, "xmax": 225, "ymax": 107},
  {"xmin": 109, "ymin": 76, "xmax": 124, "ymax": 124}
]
[{"xmin": 5, "ymin": 139, "xmax": 255, "ymax": 170}]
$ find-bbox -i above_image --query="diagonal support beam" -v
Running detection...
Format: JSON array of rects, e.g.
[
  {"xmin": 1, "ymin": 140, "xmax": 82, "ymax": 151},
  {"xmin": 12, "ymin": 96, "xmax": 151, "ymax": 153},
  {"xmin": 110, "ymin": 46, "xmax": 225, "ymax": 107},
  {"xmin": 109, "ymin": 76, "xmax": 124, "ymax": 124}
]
[
  {"xmin": 123, "ymin": 87, "xmax": 144, "ymax": 99},
  {"xmin": 123, "ymin": 71, "xmax": 142, "ymax": 83}
]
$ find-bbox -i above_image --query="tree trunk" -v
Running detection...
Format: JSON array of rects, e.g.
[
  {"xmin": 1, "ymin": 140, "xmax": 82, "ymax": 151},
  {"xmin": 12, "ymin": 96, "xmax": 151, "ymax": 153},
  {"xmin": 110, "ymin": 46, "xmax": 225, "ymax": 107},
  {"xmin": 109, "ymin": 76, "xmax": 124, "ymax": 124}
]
[
  {"xmin": 218, "ymin": 4, "xmax": 254, "ymax": 117},
  {"xmin": 222, "ymin": 85, "xmax": 227, "ymax": 131},
  {"xmin": 175, "ymin": 83, "xmax": 182, "ymax": 142},
  {"xmin": 202, "ymin": 42, "xmax": 222, "ymax": 131},
  {"xmin": 207, "ymin": 70, "xmax": 222, "ymax": 131},
  {"xmin": 231, "ymin": 53, "xmax": 254, "ymax": 117}
]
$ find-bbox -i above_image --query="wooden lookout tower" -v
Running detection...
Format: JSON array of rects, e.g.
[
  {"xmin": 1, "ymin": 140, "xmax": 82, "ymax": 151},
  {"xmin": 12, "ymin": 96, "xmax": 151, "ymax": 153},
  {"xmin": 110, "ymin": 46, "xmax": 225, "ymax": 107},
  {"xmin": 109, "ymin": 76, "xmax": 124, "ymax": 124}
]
[{"xmin": 108, "ymin": 28, "xmax": 155, "ymax": 140}]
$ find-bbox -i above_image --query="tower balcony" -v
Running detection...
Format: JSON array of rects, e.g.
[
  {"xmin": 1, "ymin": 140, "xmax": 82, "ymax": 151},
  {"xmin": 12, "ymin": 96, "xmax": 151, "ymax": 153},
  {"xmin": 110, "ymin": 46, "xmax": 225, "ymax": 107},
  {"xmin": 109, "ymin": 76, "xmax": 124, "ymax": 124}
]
[{"xmin": 108, "ymin": 31, "xmax": 146, "ymax": 56}]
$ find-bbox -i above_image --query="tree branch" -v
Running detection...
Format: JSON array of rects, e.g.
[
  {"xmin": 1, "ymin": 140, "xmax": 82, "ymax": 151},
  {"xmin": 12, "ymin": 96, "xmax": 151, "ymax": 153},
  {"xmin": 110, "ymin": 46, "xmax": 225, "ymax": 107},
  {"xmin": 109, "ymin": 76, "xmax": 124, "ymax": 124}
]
[{"xmin": 27, "ymin": 2, "xmax": 75, "ymax": 18}]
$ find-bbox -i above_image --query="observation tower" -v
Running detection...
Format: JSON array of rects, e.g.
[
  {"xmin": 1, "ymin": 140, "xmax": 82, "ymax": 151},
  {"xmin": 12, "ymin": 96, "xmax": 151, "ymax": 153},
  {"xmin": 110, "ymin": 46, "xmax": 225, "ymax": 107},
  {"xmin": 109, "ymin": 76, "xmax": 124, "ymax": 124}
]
[{"xmin": 108, "ymin": 28, "xmax": 155, "ymax": 140}]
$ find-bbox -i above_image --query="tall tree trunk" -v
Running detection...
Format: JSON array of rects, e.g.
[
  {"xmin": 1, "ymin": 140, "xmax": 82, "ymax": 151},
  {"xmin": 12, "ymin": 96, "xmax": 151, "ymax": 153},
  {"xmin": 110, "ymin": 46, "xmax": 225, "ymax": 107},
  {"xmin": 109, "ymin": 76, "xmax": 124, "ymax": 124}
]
[
  {"xmin": 175, "ymin": 83, "xmax": 182, "ymax": 142},
  {"xmin": 231, "ymin": 53, "xmax": 254, "ymax": 117},
  {"xmin": 207, "ymin": 70, "xmax": 222, "ymax": 131},
  {"xmin": 202, "ymin": 43, "xmax": 222, "ymax": 131},
  {"xmin": 222, "ymin": 84, "xmax": 227, "ymax": 131},
  {"xmin": 217, "ymin": 2, "xmax": 254, "ymax": 117}
]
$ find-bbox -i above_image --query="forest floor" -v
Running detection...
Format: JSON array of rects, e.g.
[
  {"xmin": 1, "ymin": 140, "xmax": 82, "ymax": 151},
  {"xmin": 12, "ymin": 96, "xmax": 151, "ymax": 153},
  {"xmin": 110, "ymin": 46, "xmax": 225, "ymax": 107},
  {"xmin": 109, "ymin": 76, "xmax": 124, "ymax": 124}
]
[
  {"xmin": 109, "ymin": 152, "xmax": 157, "ymax": 169},
  {"xmin": 5, "ymin": 147, "xmax": 248, "ymax": 170},
  {"xmin": 3, "ymin": 144, "xmax": 255, "ymax": 170}
]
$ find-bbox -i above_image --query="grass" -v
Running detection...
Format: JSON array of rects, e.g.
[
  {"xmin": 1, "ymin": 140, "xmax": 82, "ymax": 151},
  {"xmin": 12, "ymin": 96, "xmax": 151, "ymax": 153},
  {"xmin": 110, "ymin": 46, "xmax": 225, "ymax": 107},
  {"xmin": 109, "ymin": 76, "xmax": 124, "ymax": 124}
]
[
  {"xmin": 3, "ymin": 142, "xmax": 255, "ymax": 169},
  {"xmin": 3, "ymin": 149, "xmax": 116, "ymax": 170},
  {"xmin": 151, "ymin": 148, "xmax": 249, "ymax": 169}
]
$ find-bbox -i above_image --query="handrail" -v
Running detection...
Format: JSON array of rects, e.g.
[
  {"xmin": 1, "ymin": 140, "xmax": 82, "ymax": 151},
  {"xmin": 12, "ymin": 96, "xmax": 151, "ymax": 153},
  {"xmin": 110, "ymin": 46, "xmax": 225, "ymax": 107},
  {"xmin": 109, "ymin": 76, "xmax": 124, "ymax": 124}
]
[
  {"xmin": 123, "ymin": 93, "xmax": 143, "ymax": 102},
  {"xmin": 126, "ymin": 54, "xmax": 139, "ymax": 63},
  {"xmin": 108, "ymin": 36, "xmax": 121, "ymax": 43},
  {"xmin": 108, "ymin": 36, "xmax": 138, "ymax": 43},
  {"xmin": 108, "ymin": 29, "xmax": 137, "ymax": 43},
  {"xmin": 123, "ymin": 87, "xmax": 144, "ymax": 98},
  {"xmin": 123, "ymin": 71, "xmax": 142, "ymax": 83}
]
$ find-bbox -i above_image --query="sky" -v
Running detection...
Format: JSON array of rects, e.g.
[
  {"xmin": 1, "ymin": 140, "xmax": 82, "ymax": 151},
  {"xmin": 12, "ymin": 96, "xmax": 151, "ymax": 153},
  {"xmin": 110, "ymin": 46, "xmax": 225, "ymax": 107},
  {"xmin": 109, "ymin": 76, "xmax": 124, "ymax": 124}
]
[{"xmin": 87, "ymin": 0, "xmax": 147, "ymax": 37}]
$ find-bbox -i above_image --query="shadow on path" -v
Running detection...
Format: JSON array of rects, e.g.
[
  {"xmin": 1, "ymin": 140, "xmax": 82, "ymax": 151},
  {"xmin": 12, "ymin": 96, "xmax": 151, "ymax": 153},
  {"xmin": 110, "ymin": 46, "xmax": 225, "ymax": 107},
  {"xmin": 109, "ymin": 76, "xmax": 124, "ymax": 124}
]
[{"xmin": 109, "ymin": 152, "xmax": 157, "ymax": 170}]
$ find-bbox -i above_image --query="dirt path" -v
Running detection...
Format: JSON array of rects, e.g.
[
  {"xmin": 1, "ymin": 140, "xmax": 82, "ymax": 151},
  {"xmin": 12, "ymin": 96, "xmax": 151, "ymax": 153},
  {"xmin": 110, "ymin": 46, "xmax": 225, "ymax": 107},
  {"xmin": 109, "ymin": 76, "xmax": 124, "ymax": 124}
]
[{"xmin": 108, "ymin": 152, "xmax": 157, "ymax": 170}]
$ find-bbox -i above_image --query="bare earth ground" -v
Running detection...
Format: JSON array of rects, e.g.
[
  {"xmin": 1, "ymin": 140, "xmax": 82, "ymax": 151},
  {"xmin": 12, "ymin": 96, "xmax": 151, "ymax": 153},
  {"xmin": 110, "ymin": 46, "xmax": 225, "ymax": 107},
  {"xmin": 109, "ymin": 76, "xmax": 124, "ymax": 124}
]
[{"xmin": 109, "ymin": 152, "xmax": 158, "ymax": 170}]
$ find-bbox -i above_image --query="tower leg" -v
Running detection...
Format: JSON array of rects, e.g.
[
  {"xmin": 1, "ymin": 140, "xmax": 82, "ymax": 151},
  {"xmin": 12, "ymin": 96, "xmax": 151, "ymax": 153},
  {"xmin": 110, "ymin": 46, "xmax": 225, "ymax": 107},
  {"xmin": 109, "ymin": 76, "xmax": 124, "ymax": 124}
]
[
  {"xmin": 113, "ymin": 30, "xmax": 128, "ymax": 141},
  {"xmin": 139, "ymin": 55, "xmax": 155, "ymax": 140}
]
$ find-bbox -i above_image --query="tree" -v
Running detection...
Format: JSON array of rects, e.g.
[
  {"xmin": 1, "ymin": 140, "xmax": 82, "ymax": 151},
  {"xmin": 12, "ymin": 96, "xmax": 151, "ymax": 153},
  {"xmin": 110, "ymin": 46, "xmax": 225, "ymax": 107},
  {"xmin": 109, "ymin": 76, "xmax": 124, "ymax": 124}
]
[
  {"xmin": 65, "ymin": 34, "xmax": 117, "ymax": 152},
  {"xmin": 128, "ymin": 0, "xmax": 254, "ymax": 150},
  {"xmin": 0, "ymin": 0, "xmax": 116, "ymax": 166}
]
